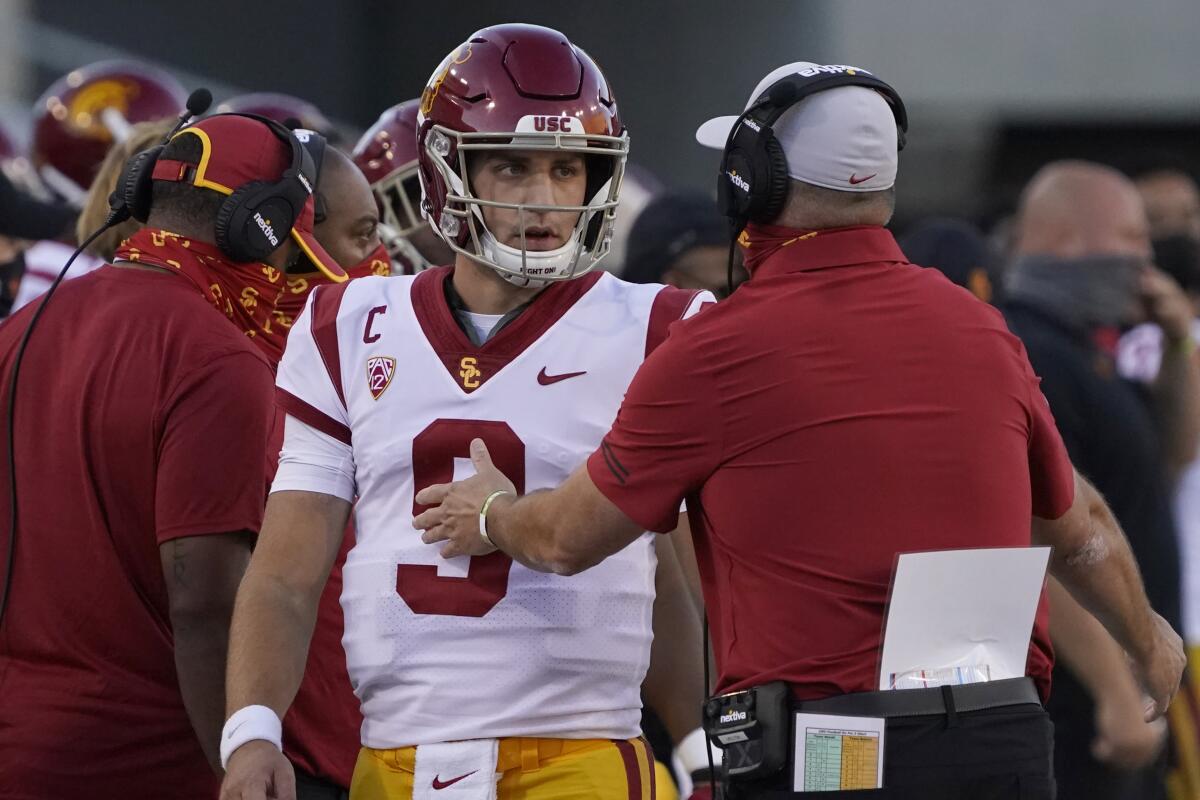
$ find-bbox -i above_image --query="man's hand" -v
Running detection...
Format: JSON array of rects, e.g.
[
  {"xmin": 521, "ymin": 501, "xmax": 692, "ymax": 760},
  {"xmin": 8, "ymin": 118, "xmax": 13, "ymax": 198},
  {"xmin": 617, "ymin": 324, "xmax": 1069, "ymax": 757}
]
[
  {"xmin": 414, "ymin": 439, "xmax": 516, "ymax": 559},
  {"xmin": 1132, "ymin": 611, "xmax": 1185, "ymax": 721},
  {"xmin": 1141, "ymin": 267, "xmax": 1194, "ymax": 342},
  {"xmin": 219, "ymin": 741, "xmax": 295, "ymax": 800},
  {"xmin": 1092, "ymin": 694, "xmax": 1168, "ymax": 769}
]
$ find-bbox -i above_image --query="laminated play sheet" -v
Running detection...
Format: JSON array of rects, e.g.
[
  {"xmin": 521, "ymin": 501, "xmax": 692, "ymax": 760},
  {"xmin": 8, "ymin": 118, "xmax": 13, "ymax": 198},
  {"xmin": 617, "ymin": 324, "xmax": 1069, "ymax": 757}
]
[{"xmin": 792, "ymin": 713, "xmax": 885, "ymax": 791}]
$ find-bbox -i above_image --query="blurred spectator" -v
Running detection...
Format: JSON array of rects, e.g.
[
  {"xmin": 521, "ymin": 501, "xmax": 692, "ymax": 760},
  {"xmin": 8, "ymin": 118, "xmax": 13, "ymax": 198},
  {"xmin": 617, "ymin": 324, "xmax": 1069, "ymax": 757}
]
[
  {"xmin": 76, "ymin": 119, "xmax": 176, "ymax": 262},
  {"xmin": 899, "ymin": 217, "xmax": 997, "ymax": 303},
  {"xmin": 1004, "ymin": 160, "xmax": 1199, "ymax": 800},
  {"xmin": 1119, "ymin": 169, "xmax": 1200, "ymax": 387},
  {"xmin": 0, "ymin": 171, "xmax": 77, "ymax": 316},
  {"xmin": 1136, "ymin": 167, "xmax": 1200, "ymax": 241},
  {"xmin": 623, "ymin": 190, "xmax": 744, "ymax": 297},
  {"xmin": 0, "ymin": 170, "xmax": 75, "ymax": 243}
]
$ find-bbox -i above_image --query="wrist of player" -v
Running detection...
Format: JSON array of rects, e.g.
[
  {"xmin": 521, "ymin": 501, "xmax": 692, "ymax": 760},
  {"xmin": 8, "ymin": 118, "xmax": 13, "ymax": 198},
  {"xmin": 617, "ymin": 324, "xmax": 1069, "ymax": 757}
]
[
  {"xmin": 676, "ymin": 726, "xmax": 722, "ymax": 777},
  {"xmin": 479, "ymin": 489, "xmax": 514, "ymax": 551},
  {"xmin": 220, "ymin": 704, "xmax": 283, "ymax": 769}
]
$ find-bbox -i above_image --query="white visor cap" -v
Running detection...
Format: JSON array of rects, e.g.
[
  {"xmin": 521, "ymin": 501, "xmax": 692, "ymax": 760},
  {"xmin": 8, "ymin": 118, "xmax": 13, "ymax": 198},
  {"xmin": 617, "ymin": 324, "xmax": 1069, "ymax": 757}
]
[{"xmin": 695, "ymin": 62, "xmax": 899, "ymax": 193}]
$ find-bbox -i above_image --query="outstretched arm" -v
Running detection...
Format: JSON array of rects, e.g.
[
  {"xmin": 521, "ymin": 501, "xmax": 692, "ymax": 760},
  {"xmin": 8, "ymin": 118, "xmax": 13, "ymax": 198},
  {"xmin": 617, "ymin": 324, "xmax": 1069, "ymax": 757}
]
[{"xmin": 416, "ymin": 438, "xmax": 644, "ymax": 575}]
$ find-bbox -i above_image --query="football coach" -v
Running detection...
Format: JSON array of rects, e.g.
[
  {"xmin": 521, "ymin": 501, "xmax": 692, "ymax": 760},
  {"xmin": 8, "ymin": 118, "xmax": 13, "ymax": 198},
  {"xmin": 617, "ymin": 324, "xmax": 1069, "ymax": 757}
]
[{"xmin": 414, "ymin": 62, "xmax": 1184, "ymax": 799}]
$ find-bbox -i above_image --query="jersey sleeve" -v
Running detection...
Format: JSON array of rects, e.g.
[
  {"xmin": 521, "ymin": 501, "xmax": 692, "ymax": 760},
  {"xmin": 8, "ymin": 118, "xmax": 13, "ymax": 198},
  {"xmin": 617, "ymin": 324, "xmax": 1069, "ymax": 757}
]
[
  {"xmin": 1021, "ymin": 347, "xmax": 1076, "ymax": 519},
  {"xmin": 271, "ymin": 415, "xmax": 356, "ymax": 501},
  {"xmin": 587, "ymin": 331, "xmax": 723, "ymax": 533},
  {"xmin": 155, "ymin": 350, "xmax": 275, "ymax": 543},
  {"xmin": 644, "ymin": 286, "xmax": 717, "ymax": 357},
  {"xmin": 276, "ymin": 286, "xmax": 351, "ymax": 446}
]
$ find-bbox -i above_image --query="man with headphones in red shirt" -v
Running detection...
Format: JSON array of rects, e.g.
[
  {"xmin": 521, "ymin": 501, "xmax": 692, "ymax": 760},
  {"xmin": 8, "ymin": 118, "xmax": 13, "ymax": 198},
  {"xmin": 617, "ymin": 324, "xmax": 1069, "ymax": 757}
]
[
  {"xmin": 416, "ymin": 62, "xmax": 1185, "ymax": 799},
  {"xmin": 0, "ymin": 112, "xmax": 374, "ymax": 799}
]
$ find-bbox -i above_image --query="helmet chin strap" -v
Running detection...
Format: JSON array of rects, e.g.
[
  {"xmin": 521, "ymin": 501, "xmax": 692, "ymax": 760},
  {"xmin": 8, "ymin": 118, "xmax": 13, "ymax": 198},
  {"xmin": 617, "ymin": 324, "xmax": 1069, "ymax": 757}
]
[{"xmin": 479, "ymin": 229, "xmax": 578, "ymax": 288}]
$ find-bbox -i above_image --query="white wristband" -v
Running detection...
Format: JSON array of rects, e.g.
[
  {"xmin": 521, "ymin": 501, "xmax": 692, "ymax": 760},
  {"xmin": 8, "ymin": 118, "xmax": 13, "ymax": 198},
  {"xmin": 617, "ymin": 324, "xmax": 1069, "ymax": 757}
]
[
  {"xmin": 676, "ymin": 726, "xmax": 722, "ymax": 774},
  {"xmin": 220, "ymin": 704, "xmax": 283, "ymax": 770}
]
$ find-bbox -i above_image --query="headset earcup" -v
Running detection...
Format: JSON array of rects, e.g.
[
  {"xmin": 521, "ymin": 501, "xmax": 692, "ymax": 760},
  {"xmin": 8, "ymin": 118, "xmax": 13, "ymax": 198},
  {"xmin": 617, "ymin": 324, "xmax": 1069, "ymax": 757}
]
[
  {"xmin": 213, "ymin": 186, "xmax": 250, "ymax": 261},
  {"xmin": 120, "ymin": 145, "xmax": 165, "ymax": 223},
  {"xmin": 756, "ymin": 132, "xmax": 791, "ymax": 224},
  {"xmin": 718, "ymin": 147, "xmax": 756, "ymax": 223},
  {"xmin": 216, "ymin": 183, "xmax": 297, "ymax": 263}
]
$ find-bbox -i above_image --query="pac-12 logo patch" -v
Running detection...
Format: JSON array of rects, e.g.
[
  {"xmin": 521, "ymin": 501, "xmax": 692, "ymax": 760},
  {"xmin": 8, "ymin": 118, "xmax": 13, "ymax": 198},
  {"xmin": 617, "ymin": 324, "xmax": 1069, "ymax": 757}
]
[{"xmin": 366, "ymin": 356, "xmax": 396, "ymax": 400}]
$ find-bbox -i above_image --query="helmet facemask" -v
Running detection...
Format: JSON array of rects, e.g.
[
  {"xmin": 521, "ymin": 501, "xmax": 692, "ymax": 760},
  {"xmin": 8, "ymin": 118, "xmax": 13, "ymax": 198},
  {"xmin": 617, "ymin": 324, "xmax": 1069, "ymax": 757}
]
[
  {"xmin": 421, "ymin": 123, "xmax": 629, "ymax": 287},
  {"xmin": 372, "ymin": 162, "xmax": 436, "ymax": 271}
]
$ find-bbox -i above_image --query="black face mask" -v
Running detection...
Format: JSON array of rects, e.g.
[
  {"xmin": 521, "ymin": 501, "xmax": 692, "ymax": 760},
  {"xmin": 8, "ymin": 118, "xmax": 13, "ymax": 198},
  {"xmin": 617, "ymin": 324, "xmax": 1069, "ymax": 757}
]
[
  {"xmin": 1005, "ymin": 253, "xmax": 1144, "ymax": 330},
  {"xmin": 1152, "ymin": 234, "xmax": 1200, "ymax": 293}
]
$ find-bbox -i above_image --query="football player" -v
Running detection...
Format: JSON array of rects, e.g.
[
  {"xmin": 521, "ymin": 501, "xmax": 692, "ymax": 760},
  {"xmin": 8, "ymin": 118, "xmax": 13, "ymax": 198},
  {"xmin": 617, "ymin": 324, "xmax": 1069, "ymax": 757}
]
[
  {"xmin": 353, "ymin": 99, "xmax": 454, "ymax": 274},
  {"xmin": 221, "ymin": 23, "xmax": 713, "ymax": 800},
  {"xmin": 14, "ymin": 60, "xmax": 186, "ymax": 310},
  {"xmin": 31, "ymin": 59, "xmax": 188, "ymax": 206},
  {"xmin": 214, "ymin": 92, "xmax": 341, "ymax": 144}
]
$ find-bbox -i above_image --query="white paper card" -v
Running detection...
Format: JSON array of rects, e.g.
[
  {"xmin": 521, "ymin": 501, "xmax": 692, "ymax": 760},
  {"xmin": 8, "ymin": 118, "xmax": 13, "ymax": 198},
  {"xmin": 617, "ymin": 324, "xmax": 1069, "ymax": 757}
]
[
  {"xmin": 879, "ymin": 547, "xmax": 1051, "ymax": 691},
  {"xmin": 792, "ymin": 713, "xmax": 885, "ymax": 792}
]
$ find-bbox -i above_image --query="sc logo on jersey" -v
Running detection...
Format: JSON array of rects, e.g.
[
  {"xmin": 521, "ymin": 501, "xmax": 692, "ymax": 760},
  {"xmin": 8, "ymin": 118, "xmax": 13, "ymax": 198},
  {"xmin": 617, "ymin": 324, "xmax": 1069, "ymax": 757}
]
[{"xmin": 459, "ymin": 356, "xmax": 482, "ymax": 389}]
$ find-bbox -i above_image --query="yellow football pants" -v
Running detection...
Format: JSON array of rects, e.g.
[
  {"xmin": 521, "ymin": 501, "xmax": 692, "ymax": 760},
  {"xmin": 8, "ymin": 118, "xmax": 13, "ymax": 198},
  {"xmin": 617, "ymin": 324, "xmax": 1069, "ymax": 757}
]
[
  {"xmin": 350, "ymin": 736, "xmax": 675, "ymax": 800},
  {"xmin": 1166, "ymin": 646, "xmax": 1200, "ymax": 800}
]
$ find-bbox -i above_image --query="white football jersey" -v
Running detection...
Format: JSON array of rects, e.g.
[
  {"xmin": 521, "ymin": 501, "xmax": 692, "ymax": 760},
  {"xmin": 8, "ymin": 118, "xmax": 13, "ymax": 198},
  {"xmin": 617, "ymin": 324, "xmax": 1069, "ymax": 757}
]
[
  {"xmin": 12, "ymin": 240, "xmax": 104, "ymax": 313},
  {"xmin": 274, "ymin": 267, "xmax": 712, "ymax": 748}
]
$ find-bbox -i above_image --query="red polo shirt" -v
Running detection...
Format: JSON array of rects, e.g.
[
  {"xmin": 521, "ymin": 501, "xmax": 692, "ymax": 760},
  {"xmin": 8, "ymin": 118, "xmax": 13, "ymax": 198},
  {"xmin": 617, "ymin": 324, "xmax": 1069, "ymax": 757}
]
[{"xmin": 587, "ymin": 225, "xmax": 1075, "ymax": 701}]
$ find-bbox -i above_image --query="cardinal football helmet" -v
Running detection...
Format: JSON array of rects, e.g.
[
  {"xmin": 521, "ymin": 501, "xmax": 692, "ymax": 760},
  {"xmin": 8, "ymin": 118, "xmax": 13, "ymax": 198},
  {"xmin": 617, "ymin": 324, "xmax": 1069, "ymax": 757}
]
[
  {"xmin": 416, "ymin": 23, "xmax": 628, "ymax": 286},
  {"xmin": 353, "ymin": 100, "xmax": 436, "ymax": 273},
  {"xmin": 31, "ymin": 60, "xmax": 187, "ymax": 203}
]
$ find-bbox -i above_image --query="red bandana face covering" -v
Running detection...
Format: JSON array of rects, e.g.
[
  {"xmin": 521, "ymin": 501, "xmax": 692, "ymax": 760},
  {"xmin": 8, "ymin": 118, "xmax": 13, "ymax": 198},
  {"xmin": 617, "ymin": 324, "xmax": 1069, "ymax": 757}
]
[
  {"xmin": 737, "ymin": 222, "xmax": 820, "ymax": 276},
  {"xmin": 115, "ymin": 229, "xmax": 391, "ymax": 364},
  {"xmin": 272, "ymin": 243, "xmax": 391, "ymax": 328}
]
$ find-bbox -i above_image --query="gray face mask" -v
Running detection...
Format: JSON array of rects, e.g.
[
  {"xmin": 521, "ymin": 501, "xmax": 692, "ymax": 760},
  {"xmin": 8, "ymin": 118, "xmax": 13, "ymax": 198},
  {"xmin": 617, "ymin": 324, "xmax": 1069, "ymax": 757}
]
[{"xmin": 1005, "ymin": 253, "xmax": 1144, "ymax": 329}]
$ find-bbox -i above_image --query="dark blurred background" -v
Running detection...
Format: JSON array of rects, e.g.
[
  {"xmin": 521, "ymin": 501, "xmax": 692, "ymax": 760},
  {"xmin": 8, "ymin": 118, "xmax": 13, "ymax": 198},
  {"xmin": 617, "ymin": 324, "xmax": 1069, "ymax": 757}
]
[{"xmin": 2, "ymin": 0, "xmax": 1198, "ymax": 228}]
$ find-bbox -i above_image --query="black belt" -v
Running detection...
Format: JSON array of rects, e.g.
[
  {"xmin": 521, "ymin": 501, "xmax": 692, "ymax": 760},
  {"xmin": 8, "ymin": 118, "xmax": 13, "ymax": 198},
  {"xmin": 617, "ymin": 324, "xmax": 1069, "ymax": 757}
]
[
  {"xmin": 293, "ymin": 766, "xmax": 349, "ymax": 800},
  {"xmin": 795, "ymin": 677, "xmax": 1041, "ymax": 719}
]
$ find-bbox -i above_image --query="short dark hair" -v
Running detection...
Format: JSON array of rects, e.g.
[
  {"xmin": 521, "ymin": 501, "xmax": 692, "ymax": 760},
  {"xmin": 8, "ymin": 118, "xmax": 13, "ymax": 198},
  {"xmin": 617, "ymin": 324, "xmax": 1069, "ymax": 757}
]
[
  {"xmin": 148, "ymin": 180, "xmax": 224, "ymax": 226},
  {"xmin": 147, "ymin": 132, "xmax": 224, "ymax": 230}
]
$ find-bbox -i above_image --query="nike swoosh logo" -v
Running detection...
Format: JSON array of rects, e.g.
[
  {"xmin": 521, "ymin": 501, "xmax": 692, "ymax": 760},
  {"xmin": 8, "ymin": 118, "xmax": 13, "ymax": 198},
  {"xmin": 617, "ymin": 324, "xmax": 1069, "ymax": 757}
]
[
  {"xmin": 432, "ymin": 771, "xmax": 477, "ymax": 790},
  {"xmin": 537, "ymin": 367, "xmax": 587, "ymax": 385},
  {"xmin": 224, "ymin": 720, "xmax": 247, "ymax": 740},
  {"xmin": 848, "ymin": 173, "xmax": 877, "ymax": 185}
]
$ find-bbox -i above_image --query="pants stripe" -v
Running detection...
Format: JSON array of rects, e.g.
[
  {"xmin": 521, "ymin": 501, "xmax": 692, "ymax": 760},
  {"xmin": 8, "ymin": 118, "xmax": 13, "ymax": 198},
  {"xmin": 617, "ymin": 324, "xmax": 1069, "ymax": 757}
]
[
  {"xmin": 639, "ymin": 738, "xmax": 657, "ymax": 800},
  {"xmin": 615, "ymin": 739, "xmax": 642, "ymax": 800}
]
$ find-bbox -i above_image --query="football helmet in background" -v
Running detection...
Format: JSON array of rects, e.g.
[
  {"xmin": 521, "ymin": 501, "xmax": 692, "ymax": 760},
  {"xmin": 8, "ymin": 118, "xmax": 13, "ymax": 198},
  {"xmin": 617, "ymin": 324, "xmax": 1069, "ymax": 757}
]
[
  {"xmin": 353, "ymin": 99, "xmax": 436, "ymax": 273},
  {"xmin": 213, "ymin": 92, "xmax": 336, "ymax": 140},
  {"xmin": 31, "ymin": 60, "xmax": 187, "ymax": 204}
]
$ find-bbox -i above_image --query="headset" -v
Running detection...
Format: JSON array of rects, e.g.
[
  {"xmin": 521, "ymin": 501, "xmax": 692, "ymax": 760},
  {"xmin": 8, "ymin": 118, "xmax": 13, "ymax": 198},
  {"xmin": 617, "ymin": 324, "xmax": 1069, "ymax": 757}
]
[
  {"xmin": 717, "ymin": 68, "xmax": 908, "ymax": 230},
  {"xmin": 715, "ymin": 68, "xmax": 909, "ymax": 295},
  {"xmin": 113, "ymin": 111, "xmax": 325, "ymax": 263}
]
